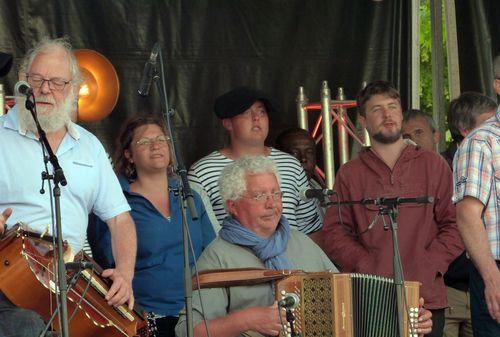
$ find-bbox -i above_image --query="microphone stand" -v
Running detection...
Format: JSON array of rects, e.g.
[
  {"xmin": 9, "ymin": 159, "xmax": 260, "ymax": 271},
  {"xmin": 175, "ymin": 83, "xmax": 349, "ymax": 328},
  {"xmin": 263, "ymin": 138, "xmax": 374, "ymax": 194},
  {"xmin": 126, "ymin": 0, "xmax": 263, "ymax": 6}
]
[
  {"xmin": 148, "ymin": 43, "xmax": 198, "ymax": 337},
  {"xmin": 376, "ymin": 201, "xmax": 405, "ymax": 337},
  {"xmin": 24, "ymin": 97, "xmax": 70, "ymax": 337},
  {"xmin": 331, "ymin": 196, "xmax": 433, "ymax": 337},
  {"xmin": 38, "ymin": 267, "xmax": 84, "ymax": 337}
]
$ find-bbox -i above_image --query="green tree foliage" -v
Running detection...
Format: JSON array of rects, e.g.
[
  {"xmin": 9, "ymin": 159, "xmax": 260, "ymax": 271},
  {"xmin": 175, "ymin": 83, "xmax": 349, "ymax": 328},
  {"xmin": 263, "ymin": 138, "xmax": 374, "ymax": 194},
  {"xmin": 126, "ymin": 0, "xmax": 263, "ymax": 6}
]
[{"xmin": 420, "ymin": 0, "xmax": 451, "ymax": 142}]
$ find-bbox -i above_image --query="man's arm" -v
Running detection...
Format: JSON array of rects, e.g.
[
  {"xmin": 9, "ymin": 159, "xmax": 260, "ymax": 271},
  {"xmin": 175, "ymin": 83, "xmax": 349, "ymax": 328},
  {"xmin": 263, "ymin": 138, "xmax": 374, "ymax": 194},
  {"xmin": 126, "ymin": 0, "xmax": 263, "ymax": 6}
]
[
  {"xmin": 457, "ymin": 197, "xmax": 500, "ymax": 321},
  {"xmin": 424, "ymin": 159, "xmax": 464, "ymax": 274},
  {"xmin": 193, "ymin": 303, "xmax": 283, "ymax": 337},
  {"xmin": 103, "ymin": 211, "xmax": 137, "ymax": 309}
]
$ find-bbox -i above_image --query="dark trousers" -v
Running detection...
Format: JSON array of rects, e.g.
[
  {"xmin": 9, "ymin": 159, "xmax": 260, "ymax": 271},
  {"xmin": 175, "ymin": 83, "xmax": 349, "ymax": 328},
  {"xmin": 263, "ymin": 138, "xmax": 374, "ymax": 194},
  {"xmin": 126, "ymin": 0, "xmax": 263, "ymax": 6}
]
[
  {"xmin": 0, "ymin": 292, "xmax": 47, "ymax": 337},
  {"xmin": 427, "ymin": 308, "xmax": 445, "ymax": 337},
  {"xmin": 469, "ymin": 262, "xmax": 500, "ymax": 337},
  {"xmin": 155, "ymin": 316, "xmax": 179, "ymax": 337}
]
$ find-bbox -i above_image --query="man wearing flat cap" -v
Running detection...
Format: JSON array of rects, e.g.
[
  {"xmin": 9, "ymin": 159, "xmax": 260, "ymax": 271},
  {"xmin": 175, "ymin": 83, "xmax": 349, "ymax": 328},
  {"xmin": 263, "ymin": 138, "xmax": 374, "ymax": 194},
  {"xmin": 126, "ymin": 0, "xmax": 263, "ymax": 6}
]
[{"xmin": 188, "ymin": 87, "xmax": 322, "ymax": 241}]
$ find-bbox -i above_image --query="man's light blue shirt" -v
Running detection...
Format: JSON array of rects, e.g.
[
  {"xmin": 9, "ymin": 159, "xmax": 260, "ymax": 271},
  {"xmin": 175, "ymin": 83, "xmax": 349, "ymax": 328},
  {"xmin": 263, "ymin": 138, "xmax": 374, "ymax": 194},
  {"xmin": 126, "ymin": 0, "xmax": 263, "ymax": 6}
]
[{"xmin": 0, "ymin": 105, "xmax": 130, "ymax": 253}]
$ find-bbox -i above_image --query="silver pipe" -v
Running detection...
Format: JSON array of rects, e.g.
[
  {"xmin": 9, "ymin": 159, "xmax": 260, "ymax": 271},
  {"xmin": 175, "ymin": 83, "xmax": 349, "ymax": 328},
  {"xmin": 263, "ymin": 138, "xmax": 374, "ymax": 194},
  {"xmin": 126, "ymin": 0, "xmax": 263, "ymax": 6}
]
[
  {"xmin": 321, "ymin": 81, "xmax": 335, "ymax": 188},
  {"xmin": 360, "ymin": 81, "xmax": 371, "ymax": 147},
  {"xmin": 444, "ymin": 0, "xmax": 461, "ymax": 99},
  {"xmin": 296, "ymin": 86, "xmax": 309, "ymax": 130},
  {"xmin": 336, "ymin": 87, "xmax": 349, "ymax": 165}
]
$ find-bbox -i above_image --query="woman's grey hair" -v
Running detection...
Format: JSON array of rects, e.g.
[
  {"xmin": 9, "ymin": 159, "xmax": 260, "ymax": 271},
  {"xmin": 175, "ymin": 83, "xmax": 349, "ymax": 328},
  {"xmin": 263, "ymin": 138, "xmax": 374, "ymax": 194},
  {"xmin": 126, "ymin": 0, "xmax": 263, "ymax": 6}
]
[
  {"xmin": 19, "ymin": 36, "xmax": 83, "ymax": 89},
  {"xmin": 219, "ymin": 156, "xmax": 281, "ymax": 209}
]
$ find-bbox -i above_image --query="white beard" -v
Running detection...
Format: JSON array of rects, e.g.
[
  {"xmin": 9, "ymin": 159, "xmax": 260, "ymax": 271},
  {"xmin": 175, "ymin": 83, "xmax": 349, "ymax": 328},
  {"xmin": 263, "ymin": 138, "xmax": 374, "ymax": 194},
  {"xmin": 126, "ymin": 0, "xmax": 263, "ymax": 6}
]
[{"xmin": 17, "ymin": 91, "xmax": 77, "ymax": 134}]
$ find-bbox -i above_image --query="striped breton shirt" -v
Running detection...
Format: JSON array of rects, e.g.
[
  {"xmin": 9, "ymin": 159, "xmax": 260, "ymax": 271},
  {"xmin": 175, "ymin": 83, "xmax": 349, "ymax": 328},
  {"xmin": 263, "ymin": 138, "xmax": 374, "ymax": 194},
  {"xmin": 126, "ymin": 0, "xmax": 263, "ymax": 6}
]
[
  {"xmin": 188, "ymin": 148, "xmax": 322, "ymax": 234},
  {"xmin": 452, "ymin": 108, "xmax": 500, "ymax": 259}
]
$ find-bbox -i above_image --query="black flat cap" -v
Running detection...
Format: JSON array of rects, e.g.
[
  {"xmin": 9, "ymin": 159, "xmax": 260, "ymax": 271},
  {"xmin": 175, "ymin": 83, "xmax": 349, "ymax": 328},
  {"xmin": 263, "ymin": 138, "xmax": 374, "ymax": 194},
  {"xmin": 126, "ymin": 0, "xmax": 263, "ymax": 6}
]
[
  {"xmin": 214, "ymin": 86, "xmax": 279, "ymax": 119},
  {"xmin": 0, "ymin": 52, "xmax": 13, "ymax": 77}
]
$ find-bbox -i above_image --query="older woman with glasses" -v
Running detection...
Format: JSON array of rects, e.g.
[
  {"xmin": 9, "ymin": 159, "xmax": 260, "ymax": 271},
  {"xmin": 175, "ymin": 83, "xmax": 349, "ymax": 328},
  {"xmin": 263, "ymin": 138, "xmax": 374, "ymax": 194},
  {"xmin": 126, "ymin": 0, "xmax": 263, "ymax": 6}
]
[{"xmin": 88, "ymin": 115, "xmax": 216, "ymax": 337}]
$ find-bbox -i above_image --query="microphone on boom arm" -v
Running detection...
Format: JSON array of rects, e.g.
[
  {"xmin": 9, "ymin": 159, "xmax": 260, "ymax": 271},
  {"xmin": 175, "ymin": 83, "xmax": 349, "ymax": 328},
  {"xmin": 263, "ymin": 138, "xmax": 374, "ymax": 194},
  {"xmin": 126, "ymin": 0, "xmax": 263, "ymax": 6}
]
[{"xmin": 138, "ymin": 43, "xmax": 160, "ymax": 97}]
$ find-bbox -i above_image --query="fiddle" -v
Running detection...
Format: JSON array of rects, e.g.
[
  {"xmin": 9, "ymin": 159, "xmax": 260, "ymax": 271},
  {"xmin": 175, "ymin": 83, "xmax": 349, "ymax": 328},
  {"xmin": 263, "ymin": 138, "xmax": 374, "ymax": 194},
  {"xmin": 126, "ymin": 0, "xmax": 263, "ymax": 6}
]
[{"xmin": 0, "ymin": 224, "xmax": 149, "ymax": 337}]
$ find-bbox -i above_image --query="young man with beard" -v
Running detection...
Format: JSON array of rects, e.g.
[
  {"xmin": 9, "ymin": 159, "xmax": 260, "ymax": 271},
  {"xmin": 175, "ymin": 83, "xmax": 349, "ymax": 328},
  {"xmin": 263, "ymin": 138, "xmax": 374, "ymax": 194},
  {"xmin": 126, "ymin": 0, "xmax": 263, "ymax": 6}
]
[
  {"xmin": 188, "ymin": 87, "xmax": 322, "ymax": 241},
  {"xmin": 323, "ymin": 81, "xmax": 464, "ymax": 337},
  {"xmin": 0, "ymin": 38, "xmax": 136, "ymax": 337}
]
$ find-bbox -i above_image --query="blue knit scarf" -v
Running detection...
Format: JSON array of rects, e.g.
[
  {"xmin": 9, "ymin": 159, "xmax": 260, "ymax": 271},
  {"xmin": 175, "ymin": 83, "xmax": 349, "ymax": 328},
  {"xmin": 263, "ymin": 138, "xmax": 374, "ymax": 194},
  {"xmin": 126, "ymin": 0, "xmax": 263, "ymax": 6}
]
[{"xmin": 219, "ymin": 215, "xmax": 292, "ymax": 270}]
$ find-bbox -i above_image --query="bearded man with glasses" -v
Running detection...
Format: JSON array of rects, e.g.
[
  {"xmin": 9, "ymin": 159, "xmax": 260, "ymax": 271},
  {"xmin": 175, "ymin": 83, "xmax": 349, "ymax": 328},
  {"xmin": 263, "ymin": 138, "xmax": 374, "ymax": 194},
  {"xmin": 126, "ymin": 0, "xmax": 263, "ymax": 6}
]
[{"xmin": 0, "ymin": 37, "xmax": 136, "ymax": 337}]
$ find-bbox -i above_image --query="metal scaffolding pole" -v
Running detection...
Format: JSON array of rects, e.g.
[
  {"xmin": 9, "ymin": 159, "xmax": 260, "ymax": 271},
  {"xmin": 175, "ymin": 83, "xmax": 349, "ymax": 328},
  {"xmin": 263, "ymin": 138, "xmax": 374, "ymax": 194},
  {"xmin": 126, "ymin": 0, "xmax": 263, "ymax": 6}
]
[
  {"xmin": 430, "ymin": 0, "xmax": 446, "ymax": 151},
  {"xmin": 444, "ymin": 0, "xmax": 461, "ymax": 100}
]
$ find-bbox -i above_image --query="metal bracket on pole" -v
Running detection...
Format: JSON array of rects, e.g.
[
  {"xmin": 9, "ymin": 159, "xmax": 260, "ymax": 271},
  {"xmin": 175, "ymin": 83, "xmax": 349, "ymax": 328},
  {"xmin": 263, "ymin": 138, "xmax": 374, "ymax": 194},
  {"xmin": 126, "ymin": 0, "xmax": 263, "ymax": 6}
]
[{"xmin": 296, "ymin": 86, "xmax": 309, "ymax": 131}]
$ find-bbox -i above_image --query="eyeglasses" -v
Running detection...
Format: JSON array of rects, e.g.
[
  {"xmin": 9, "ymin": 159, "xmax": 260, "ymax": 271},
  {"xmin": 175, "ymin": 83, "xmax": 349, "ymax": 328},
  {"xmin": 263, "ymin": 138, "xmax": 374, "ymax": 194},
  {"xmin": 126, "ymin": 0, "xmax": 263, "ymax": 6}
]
[
  {"xmin": 242, "ymin": 191, "xmax": 283, "ymax": 202},
  {"xmin": 135, "ymin": 135, "xmax": 170, "ymax": 147},
  {"xmin": 26, "ymin": 74, "xmax": 71, "ymax": 91}
]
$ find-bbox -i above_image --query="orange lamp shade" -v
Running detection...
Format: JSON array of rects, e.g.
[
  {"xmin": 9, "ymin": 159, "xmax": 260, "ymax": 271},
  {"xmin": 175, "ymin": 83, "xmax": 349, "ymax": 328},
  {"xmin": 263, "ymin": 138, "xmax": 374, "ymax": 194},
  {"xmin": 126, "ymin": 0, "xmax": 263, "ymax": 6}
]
[{"xmin": 75, "ymin": 49, "xmax": 120, "ymax": 122}]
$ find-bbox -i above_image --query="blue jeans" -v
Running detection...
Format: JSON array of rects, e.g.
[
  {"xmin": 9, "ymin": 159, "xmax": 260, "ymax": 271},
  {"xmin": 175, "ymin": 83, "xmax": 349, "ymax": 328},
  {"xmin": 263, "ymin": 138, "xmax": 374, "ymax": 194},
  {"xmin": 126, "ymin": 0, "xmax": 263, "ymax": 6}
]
[
  {"xmin": 0, "ymin": 292, "xmax": 47, "ymax": 337},
  {"xmin": 469, "ymin": 262, "xmax": 500, "ymax": 337}
]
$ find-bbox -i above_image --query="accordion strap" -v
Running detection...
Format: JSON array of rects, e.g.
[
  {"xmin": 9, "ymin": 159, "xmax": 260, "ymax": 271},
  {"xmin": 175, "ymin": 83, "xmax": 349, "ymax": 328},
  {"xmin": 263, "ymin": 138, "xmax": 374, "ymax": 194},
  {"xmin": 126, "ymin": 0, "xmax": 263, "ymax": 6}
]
[{"xmin": 192, "ymin": 268, "xmax": 302, "ymax": 290}]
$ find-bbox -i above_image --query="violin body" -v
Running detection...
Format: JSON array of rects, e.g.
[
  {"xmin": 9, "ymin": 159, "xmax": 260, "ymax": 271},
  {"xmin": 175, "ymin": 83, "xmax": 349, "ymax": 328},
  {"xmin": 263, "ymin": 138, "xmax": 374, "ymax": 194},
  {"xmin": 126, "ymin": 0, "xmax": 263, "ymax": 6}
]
[{"xmin": 0, "ymin": 226, "xmax": 149, "ymax": 337}]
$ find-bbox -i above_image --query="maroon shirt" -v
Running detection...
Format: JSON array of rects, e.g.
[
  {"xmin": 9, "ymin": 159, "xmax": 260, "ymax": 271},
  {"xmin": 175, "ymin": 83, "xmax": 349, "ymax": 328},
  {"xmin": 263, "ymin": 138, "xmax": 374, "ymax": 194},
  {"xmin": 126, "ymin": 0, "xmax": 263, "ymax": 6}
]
[{"xmin": 323, "ymin": 144, "xmax": 463, "ymax": 309}]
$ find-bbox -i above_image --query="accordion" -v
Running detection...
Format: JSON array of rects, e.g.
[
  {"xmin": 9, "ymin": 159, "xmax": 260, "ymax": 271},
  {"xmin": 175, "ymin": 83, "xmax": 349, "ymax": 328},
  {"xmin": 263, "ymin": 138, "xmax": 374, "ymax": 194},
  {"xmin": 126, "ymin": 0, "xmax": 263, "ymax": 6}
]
[{"xmin": 275, "ymin": 272, "xmax": 420, "ymax": 337}]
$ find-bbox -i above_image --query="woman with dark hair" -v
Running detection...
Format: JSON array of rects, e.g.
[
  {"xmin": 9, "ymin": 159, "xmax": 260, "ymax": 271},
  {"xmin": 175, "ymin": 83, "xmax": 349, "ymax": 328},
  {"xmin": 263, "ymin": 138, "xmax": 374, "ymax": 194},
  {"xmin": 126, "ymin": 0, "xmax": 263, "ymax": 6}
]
[{"xmin": 88, "ymin": 115, "xmax": 216, "ymax": 337}]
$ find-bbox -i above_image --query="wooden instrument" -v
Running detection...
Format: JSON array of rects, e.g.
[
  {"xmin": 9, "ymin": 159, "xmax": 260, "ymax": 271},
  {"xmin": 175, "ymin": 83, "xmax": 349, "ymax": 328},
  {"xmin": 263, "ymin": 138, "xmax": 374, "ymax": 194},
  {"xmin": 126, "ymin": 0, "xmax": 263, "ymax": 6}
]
[
  {"xmin": 275, "ymin": 272, "xmax": 420, "ymax": 337},
  {"xmin": 191, "ymin": 268, "xmax": 419, "ymax": 337},
  {"xmin": 192, "ymin": 268, "xmax": 299, "ymax": 290},
  {"xmin": 0, "ymin": 225, "xmax": 149, "ymax": 337}
]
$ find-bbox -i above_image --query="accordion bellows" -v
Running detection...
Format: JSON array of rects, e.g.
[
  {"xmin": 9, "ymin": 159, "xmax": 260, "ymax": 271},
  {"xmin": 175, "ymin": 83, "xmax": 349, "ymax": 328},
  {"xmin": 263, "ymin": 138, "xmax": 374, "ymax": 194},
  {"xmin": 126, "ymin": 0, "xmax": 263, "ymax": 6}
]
[{"xmin": 275, "ymin": 272, "xmax": 420, "ymax": 337}]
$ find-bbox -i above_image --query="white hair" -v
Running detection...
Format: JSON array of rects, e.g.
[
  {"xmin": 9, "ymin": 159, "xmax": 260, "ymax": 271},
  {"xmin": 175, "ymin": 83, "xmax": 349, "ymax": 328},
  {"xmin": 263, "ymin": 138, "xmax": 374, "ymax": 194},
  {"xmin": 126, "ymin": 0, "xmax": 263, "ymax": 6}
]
[
  {"xmin": 218, "ymin": 155, "xmax": 281, "ymax": 211},
  {"xmin": 19, "ymin": 36, "xmax": 83, "ymax": 89}
]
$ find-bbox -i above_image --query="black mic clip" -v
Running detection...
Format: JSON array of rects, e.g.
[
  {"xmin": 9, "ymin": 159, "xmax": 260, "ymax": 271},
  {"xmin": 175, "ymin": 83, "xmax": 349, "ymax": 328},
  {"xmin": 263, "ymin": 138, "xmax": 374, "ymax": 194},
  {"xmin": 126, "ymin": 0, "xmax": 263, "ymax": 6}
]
[
  {"xmin": 39, "ymin": 171, "xmax": 51, "ymax": 194},
  {"xmin": 361, "ymin": 196, "xmax": 434, "ymax": 207}
]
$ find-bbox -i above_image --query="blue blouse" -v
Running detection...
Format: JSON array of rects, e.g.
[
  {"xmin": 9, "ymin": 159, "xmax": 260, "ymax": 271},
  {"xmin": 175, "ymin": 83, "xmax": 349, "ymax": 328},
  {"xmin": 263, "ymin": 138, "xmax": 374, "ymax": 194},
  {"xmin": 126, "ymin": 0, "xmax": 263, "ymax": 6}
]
[{"xmin": 88, "ymin": 176, "xmax": 216, "ymax": 316}]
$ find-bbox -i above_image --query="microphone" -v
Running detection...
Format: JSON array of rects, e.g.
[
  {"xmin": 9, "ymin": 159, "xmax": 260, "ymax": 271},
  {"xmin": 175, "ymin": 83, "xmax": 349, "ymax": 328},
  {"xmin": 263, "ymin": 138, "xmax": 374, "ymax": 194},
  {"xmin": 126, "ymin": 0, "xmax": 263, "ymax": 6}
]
[
  {"xmin": 138, "ymin": 43, "xmax": 160, "ymax": 97},
  {"xmin": 300, "ymin": 188, "xmax": 335, "ymax": 201},
  {"xmin": 65, "ymin": 261, "xmax": 95, "ymax": 271},
  {"xmin": 278, "ymin": 293, "xmax": 300, "ymax": 309},
  {"xmin": 14, "ymin": 81, "xmax": 33, "ymax": 97}
]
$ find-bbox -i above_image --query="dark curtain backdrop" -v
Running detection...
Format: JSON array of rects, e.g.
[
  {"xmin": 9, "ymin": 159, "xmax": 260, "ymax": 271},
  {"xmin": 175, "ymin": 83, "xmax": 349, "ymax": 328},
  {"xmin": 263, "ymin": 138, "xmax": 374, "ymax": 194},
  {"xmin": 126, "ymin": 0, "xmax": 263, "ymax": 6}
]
[
  {"xmin": 455, "ymin": 0, "xmax": 500, "ymax": 99},
  {"xmin": 0, "ymin": 0, "xmax": 409, "ymax": 166}
]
